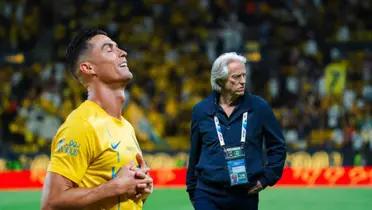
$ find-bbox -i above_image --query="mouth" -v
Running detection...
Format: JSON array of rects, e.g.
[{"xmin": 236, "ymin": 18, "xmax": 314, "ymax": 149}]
[{"xmin": 119, "ymin": 61, "xmax": 128, "ymax": 68}]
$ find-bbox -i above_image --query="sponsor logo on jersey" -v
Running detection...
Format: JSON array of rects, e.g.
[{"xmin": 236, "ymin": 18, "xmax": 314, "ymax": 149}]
[{"xmin": 56, "ymin": 139, "xmax": 80, "ymax": 156}]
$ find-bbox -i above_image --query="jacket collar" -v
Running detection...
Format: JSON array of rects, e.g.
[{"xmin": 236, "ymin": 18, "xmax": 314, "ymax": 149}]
[{"xmin": 205, "ymin": 91, "xmax": 253, "ymax": 117}]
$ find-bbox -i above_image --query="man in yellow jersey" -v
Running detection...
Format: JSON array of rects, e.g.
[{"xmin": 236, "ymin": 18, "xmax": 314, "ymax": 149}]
[{"xmin": 41, "ymin": 29, "xmax": 153, "ymax": 210}]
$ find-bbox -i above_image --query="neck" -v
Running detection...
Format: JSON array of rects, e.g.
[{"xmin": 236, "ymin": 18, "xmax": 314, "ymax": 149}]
[
  {"xmin": 219, "ymin": 91, "xmax": 240, "ymax": 107},
  {"xmin": 87, "ymin": 83, "xmax": 126, "ymax": 119}
]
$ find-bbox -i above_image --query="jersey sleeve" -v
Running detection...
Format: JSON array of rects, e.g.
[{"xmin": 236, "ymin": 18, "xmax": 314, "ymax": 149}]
[{"xmin": 47, "ymin": 120, "xmax": 97, "ymax": 184}]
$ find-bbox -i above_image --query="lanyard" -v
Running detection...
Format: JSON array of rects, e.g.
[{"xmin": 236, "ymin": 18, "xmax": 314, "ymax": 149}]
[{"xmin": 213, "ymin": 112, "xmax": 248, "ymax": 147}]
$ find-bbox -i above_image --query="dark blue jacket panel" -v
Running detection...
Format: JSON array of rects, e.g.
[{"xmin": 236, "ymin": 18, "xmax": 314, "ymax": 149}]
[{"xmin": 186, "ymin": 91, "xmax": 286, "ymax": 200}]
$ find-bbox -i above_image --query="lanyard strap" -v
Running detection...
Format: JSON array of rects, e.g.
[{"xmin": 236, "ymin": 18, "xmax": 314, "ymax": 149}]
[{"xmin": 213, "ymin": 112, "xmax": 248, "ymax": 147}]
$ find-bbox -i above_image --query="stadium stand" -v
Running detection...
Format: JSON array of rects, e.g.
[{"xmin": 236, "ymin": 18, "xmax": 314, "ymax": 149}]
[{"xmin": 0, "ymin": 0, "xmax": 371, "ymax": 170}]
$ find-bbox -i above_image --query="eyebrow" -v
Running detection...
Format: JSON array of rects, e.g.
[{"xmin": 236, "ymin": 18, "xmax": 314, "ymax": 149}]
[
  {"xmin": 101, "ymin": 42, "xmax": 118, "ymax": 50},
  {"xmin": 231, "ymin": 72, "xmax": 246, "ymax": 76}
]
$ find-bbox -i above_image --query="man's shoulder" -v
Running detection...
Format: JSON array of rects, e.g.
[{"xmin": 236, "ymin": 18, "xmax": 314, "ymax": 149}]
[
  {"xmin": 66, "ymin": 100, "xmax": 108, "ymax": 123},
  {"xmin": 194, "ymin": 91, "xmax": 218, "ymax": 109},
  {"xmin": 60, "ymin": 101, "xmax": 101, "ymax": 134},
  {"xmin": 122, "ymin": 118, "xmax": 135, "ymax": 132},
  {"xmin": 193, "ymin": 98, "xmax": 209, "ymax": 111},
  {"xmin": 64, "ymin": 104, "xmax": 90, "ymax": 125},
  {"xmin": 190, "ymin": 93, "xmax": 217, "ymax": 122},
  {"xmin": 246, "ymin": 93, "xmax": 270, "ymax": 110},
  {"xmin": 53, "ymin": 104, "xmax": 97, "ymax": 145}
]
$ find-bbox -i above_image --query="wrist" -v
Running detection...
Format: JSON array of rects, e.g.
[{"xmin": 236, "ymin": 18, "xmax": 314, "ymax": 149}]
[{"xmin": 108, "ymin": 178, "xmax": 126, "ymax": 197}]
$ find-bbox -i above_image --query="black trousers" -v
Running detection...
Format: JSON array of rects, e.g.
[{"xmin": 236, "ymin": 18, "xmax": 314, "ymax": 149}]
[{"xmin": 193, "ymin": 188, "xmax": 259, "ymax": 210}]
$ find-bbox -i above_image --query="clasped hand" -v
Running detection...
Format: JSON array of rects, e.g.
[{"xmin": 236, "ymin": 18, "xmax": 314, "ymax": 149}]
[{"xmin": 113, "ymin": 153, "xmax": 153, "ymax": 201}]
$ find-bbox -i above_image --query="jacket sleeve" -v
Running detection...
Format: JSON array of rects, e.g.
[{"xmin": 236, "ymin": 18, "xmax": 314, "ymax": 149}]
[
  {"xmin": 260, "ymin": 102, "xmax": 287, "ymax": 187},
  {"xmin": 186, "ymin": 107, "xmax": 202, "ymax": 203}
]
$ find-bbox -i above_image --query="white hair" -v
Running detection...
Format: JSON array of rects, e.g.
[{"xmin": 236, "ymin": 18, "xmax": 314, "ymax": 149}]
[{"xmin": 210, "ymin": 52, "xmax": 247, "ymax": 92}]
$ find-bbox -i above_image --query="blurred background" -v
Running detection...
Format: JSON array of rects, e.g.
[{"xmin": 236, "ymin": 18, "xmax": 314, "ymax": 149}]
[{"xmin": 0, "ymin": 0, "xmax": 371, "ymax": 210}]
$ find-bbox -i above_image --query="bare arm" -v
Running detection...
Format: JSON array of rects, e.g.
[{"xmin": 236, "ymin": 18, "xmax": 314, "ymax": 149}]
[{"xmin": 41, "ymin": 165, "xmax": 151, "ymax": 210}]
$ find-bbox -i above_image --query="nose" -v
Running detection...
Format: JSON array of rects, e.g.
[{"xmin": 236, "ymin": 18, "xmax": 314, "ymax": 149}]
[
  {"xmin": 118, "ymin": 48, "xmax": 127, "ymax": 57},
  {"xmin": 239, "ymin": 75, "xmax": 246, "ymax": 84}
]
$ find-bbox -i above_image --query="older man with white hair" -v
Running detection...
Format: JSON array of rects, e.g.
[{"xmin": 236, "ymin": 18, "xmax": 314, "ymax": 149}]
[{"xmin": 186, "ymin": 52, "xmax": 286, "ymax": 210}]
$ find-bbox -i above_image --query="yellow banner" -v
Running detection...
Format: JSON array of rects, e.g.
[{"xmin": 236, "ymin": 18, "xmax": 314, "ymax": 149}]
[{"xmin": 324, "ymin": 61, "xmax": 347, "ymax": 95}]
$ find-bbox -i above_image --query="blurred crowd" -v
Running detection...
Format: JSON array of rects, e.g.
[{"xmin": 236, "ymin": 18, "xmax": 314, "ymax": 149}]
[{"xmin": 0, "ymin": 0, "xmax": 371, "ymax": 169}]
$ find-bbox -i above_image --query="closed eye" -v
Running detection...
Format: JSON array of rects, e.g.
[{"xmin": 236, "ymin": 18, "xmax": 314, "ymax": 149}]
[
  {"xmin": 106, "ymin": 46, "xmax": 113, "ymax": 52},
  {"xmin": 101, "ymin": 43, "xmax": 115, "ymax": 52}
]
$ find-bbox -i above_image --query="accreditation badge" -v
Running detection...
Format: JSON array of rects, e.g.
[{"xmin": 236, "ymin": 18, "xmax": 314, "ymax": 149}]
[{"xmin": 224, "ymin": 146, "xmax": 248, "ymax": 186}]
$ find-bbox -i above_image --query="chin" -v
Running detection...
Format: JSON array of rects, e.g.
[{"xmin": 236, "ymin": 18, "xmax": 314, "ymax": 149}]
[
  {"xmin": 237, "ymin": 91, "xmax": 245, "ymax": 96},
  {"xmin": 121, "ymin": 70, "xmax": 133, "ymax": 80},
  {"xmin": 121, "ymin": 73, "xmax": 133, "ymax": 84},
  {"xmin": 126, "ymin": 72, "xmax": 133, "ymax": 80}
]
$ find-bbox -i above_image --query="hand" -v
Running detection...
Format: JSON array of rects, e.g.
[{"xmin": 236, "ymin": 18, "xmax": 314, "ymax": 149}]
[
  {"xmin": 133, "ymin": 153, "xmax": 153, "ymax": 202},
  {"xmin": 134, "ymin": 153, "xmax": 150, "ymax": 177},
  {"xmin": 248, "ymin": 180, "xmax": 263, "ymax": 194},
  {"xmin": 114, "ymin": 162, "xmax": 152, "ymax": 200}
]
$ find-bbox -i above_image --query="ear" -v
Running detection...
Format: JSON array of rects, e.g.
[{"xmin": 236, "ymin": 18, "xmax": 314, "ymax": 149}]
[{"xmin": 79, "ymin": 62, "xmax": 96, "ymax": 76}]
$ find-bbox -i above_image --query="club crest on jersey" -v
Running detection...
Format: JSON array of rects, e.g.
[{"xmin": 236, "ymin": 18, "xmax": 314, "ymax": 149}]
[{"xmin": 56, "ymin": 139, "xmax": 80, "ymax": 156}]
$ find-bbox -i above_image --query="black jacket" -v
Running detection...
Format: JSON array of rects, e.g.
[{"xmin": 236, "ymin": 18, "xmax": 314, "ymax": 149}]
[{"xmin": 186, "ymin": 91, "xmax": 286, "ymax": 201}]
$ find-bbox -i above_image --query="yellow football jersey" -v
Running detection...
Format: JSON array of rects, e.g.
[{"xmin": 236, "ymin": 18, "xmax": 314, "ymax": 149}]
[{"xmin": 48, "ymin": 100, "xmax": 143, "ymax": 210}]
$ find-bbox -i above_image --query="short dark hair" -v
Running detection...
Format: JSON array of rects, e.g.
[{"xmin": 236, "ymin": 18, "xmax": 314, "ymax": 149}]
[{"xmin": 66, "ymin": 28, "xmax": 108, "ymax": 79}]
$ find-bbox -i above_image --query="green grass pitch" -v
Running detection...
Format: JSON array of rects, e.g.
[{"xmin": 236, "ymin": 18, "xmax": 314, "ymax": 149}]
[{"xmin": 0, "ymin": 187, "xmax": 371, "ymax": 210}]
